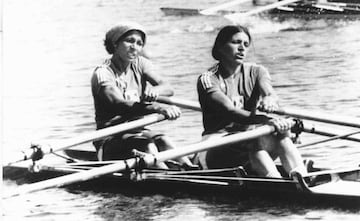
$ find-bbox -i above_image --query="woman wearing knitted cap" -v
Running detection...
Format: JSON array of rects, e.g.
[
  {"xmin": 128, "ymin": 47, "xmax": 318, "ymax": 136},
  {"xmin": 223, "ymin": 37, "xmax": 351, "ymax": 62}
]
[
  {"xmin": 91, "ymin": 21, "xmax": 196, "ymax": 169},
  {"xmin": 196, "ymin": 25, "xmax": 307, "ymax": 177}
]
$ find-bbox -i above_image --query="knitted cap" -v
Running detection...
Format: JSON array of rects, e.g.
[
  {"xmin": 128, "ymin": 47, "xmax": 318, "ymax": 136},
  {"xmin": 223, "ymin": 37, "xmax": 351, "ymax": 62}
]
[{"xmin": 105, "ymin": 21, "xmax": 146, "ymax": 46}]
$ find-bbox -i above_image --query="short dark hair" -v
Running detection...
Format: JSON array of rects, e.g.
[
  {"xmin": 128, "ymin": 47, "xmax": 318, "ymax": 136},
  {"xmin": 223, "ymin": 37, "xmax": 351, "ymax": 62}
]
[{"xmin": 211, "ymin": 25, "xmax": 252, "ymax": 60}]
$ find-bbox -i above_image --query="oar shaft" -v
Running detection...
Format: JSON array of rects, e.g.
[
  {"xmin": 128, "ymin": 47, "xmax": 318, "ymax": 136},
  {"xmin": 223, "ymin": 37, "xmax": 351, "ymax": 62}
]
[
  {"xmin": 4, "ymin": 114, "xmax": 166, "ymax": 166},
  {"xmin": 156, "ymin": 125, "xmax": 275, "ymax": 162},
  {"xmin": 158, "ymin": 97, "xmax": 360, "ymax": 129},
  {"xmin": 157, "ymin": 96, "xmax": 201, "ymax": 111},
  {"xmin": 274, "ymin": 108, "xmax": 360, "ymax": 129}
]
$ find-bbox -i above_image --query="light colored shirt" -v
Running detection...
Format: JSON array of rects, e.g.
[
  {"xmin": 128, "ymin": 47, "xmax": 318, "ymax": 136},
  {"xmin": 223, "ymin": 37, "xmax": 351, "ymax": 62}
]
[
  {"xmin": 91, "ymin": 56, "xmax": 154, "ymax": 128},
  {"xmin": 197, "ymin": 62, "xmax": 272, "ymax": 134}
]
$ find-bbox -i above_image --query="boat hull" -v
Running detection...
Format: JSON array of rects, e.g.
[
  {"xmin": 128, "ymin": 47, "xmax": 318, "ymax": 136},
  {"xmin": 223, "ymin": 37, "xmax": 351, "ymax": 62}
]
[
  {"xmin": 159, "ymin": 3, "xmax": 360, "ymax": 20},
  {"xmin": 267, "ymin": 2, "xmax": 360, "ymax": 20},
  {"xmin": 3, "ymin": 150, "xmax": 360, "ymax": 205}
]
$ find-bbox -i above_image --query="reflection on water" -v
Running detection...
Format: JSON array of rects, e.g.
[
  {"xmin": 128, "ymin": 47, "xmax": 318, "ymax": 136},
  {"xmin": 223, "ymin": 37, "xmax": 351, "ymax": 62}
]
[{"xmin": 2, "ymin": 0, "xmax": 360, "ymax": 220}]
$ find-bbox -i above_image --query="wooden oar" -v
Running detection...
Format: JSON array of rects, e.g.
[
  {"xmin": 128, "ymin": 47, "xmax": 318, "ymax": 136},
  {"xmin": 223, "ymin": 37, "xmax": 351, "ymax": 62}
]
[
  {"xmin": 273, "ymin": 108, "xmax": 360, "ymax": 129},
  {"xmin": 156, "ymin": 96, "xmax": 360, "ymax": 144},
  {"xmin": 4, "ymin": 113, "xmax": 166, "ymax": 166},
  {"xmin": 3, "ymin": 124, "xmax": 276, "ymax": 199},
  {"xmin": 224, "ymin": 0, "xmax": 301, "ymax": 21},
  {"xmin": 200, "ymin": 0, "xmax": 251, "ymax": 15},
  {"xmin": 156, "ymin": 97, "xmax": 360, "ymax": 137}
]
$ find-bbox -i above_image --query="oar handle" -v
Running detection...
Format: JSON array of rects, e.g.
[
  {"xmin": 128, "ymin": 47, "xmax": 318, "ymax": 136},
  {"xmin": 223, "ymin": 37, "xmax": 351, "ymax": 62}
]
[{"xmin": 4, "ymin": 114, "xmax": 166, "ymax": 166}]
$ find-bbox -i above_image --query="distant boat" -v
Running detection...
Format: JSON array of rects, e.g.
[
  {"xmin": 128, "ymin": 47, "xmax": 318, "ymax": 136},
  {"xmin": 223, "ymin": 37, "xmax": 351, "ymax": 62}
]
[
  {"xmin": 160, "ymin": 0, "xmax": 360, "ymax": 20},
  {"xmin": 267, "ymin": 0, "xmax": 360, "ymax": 20}
]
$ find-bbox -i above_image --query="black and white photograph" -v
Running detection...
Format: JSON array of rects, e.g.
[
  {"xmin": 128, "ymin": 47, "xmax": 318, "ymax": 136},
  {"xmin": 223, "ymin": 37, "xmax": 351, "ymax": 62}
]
[{"xmin": 2, "ymin": 0, "xmax": 360, "ymax": 220}]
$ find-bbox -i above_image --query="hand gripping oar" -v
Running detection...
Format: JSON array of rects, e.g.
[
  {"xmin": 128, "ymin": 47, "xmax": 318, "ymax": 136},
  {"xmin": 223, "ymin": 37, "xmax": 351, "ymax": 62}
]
[
  {"xmin": 3, "ymin": 124, "xmax": 276, "ymax": 199},
  {"xmin": 4, "ymin": 114, "xmax": 166, "ymax": 166},
  {"xmin": 273, "ymin": 108, "xmax": 360, "ymax": 129}
]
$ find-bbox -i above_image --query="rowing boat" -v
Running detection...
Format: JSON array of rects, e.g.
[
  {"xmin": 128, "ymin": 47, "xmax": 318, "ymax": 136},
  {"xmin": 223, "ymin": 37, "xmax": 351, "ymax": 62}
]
[
  {"xmin": 3, "ymin": 98, "xmax": 360, "ymax": 204},
  {"xmin": 266, "ymin": 1, "xmax": 360, "ymax": 20},
  {"xmin": 3, "ymin": 148, "xmax": 360, "ymax": 203}
]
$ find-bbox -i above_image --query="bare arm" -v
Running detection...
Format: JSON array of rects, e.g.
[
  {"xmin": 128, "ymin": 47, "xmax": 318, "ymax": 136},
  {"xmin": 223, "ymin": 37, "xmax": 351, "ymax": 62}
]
[
  {"xmin": 257, "ymin": 67, "xmax": 280, "ymax": 113},
  {"xmin": 100, "ymin": 85, "xmax": 163, "ymax": 116},
  {"xmin": 256, "ymin": 67, "xmax": 293, "ymax": 133},
  {"xmin": 204, "ymin": 90, "xmax": 270, "ymax": 125},
  {"xmin": 144, "ymin": 71, "xmax": 174, "ymax": 98},
  {"xmin": 141, "ymin": 58, "xmax": 174, "ymax": 101}
]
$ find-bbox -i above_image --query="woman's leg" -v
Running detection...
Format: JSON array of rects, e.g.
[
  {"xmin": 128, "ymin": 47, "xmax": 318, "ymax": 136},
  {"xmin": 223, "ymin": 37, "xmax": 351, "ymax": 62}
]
[
  {"xmin": 276, "ymin": 135, "xmax": 307, "ymax": 176},
  {"xmin": 249, "ymin": 135, "xmax": 282, "ymax": 177},
  {"xmin": 257, "ymin": 133, "xmax": 307, "ymax": 176},
  {"xmin": 154, "ymin": 136, "xmax": 197, "ymax": 168},
  {"xmin": 248, "ymin": 149, "xmax": 281, "ymax": 178}
]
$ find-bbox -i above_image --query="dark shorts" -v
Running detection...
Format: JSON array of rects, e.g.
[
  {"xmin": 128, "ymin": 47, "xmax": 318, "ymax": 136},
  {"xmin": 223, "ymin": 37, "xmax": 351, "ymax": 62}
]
[
  {"xmin": 200, "ymin": 131, "xmax": 279, "ymax": 170},
  {"xmin": 205, "ymin": 138, "xmax": 253, "ymax": 169},
  {"xmin": 94, "ymin": 128, "xmax": 163, "ymax": 161}
]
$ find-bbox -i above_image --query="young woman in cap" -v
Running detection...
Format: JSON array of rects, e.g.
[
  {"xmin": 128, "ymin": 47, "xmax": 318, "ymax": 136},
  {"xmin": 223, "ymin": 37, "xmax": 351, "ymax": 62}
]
[
  {"xmin": 91, "ymin": 21, "xmax": 196, "ymax": 169},
  {"xmin": 196, "ymin": 25, "xmax": 306, "ymax": 177}
]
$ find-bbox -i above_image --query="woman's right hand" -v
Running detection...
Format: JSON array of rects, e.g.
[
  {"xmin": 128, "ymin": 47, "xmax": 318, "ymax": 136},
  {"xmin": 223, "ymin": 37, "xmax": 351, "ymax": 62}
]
[
  {"xmin": 258, "ymin": 96, "xmax": 279, "ymax": 113},
  {"xmin": 142, "ymin": 87, "xmax": 160, "ymax": 102},
  {"xmin": 159, "ymin": 105, "xmax": 181, "ymax": 120}
]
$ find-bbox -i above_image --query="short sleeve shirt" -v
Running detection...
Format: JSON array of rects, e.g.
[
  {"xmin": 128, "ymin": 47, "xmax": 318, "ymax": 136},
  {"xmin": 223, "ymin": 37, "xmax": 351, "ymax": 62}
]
[
  {"xmin": 91, "ymin": 56, "xmax": 154, "ymax": 128},
  {"xmin": 197, "ymin": 62, "xmax": 272, "ymax": 134}
]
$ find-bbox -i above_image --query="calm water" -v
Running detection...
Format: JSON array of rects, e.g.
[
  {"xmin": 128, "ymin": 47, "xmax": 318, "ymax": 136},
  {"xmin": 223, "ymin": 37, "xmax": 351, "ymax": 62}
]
[{"xmin": 2, "ymin": 0, "xmax": 360, "ymax": 220}]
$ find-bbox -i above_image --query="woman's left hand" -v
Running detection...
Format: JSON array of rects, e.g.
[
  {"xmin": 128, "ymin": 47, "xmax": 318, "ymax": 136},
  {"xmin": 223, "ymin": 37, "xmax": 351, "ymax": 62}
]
[
  {"xmin": 142, "ymin": 88, "xmax": 159, "ymax": 102},
  {"xmin": 258, "ymin": 96, "xmax": 279, "ymax": 113},
  {"xmin": 159, "ymin": 105, "xmax": 181, "ymax": 120}
]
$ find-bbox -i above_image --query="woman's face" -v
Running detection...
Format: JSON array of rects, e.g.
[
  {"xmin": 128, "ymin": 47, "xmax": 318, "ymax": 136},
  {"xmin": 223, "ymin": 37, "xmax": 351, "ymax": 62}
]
[
  {"xmin": 218, "ymin": 31, "xmax": 250, "ymax": 65},
  {"xmin": 114, "ymin": 31, "xmax": 144, "ymax": 62}
]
